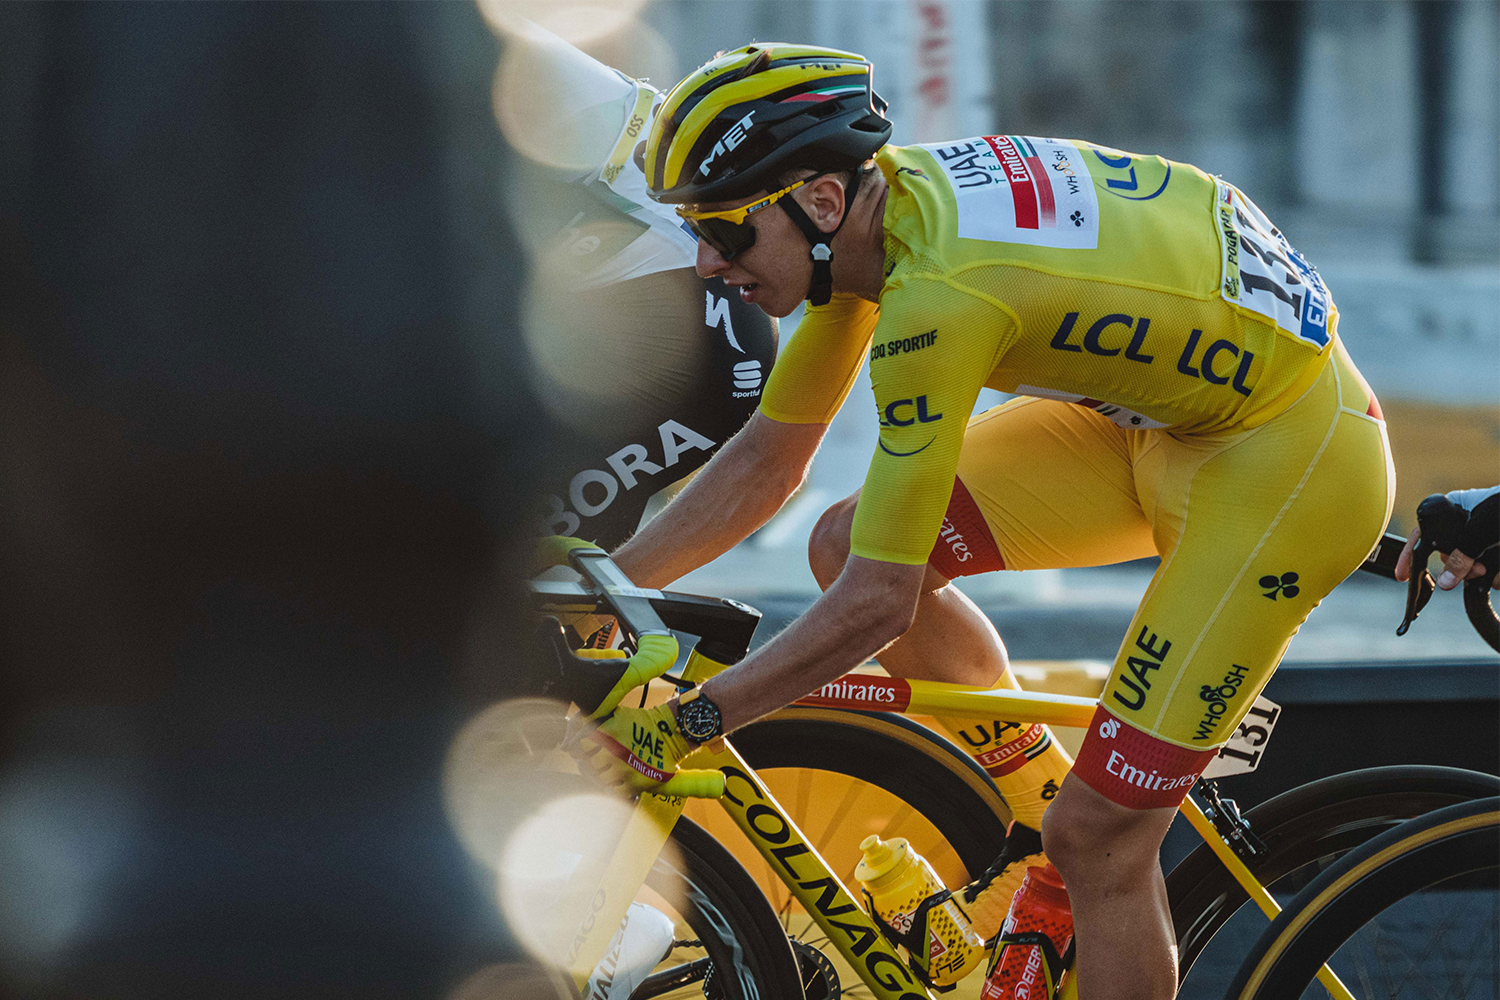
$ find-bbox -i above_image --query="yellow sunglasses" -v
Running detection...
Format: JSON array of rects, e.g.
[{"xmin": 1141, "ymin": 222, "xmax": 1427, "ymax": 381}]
[{"xmin": 675, "ymin": 180, "xmax": 809, "ymax": 260}]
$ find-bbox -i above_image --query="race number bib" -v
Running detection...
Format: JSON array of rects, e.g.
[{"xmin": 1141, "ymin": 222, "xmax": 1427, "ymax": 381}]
[
  {"xmin": 924, "ymin": 136, "xmax": 1100, "ymax": 250},
  {"xmin": 1201, "ymin": 695, "xmax": 1281, "ymax": 778},
  {"xmin": 1215, "ymin": 181, "xmax": 1331, "ymax": 349}
]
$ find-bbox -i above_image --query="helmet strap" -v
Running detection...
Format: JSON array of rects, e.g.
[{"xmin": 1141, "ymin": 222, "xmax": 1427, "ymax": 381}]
[{"xmin": 777, "ymin": 166, "xmax": 865, "ymax": 307}]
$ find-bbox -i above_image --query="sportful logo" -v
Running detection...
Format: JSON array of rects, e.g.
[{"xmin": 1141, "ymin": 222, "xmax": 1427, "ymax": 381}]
[
  {"xmin": 699, "ymin": 111, "xmax": 755, "ymax": 176},
  {"xmin": 732, "ymin": 359, "xmax": 763, "ymax": 396}
]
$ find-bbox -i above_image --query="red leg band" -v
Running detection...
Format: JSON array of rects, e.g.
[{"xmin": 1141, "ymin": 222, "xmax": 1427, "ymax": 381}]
[
  {"xmin": 1071, "ymin": 706, "xmax": 1218, "ymax": 809},
  {"xmin": 928, "ymin": 477, "xmax": 1005, "ymax": 579}
]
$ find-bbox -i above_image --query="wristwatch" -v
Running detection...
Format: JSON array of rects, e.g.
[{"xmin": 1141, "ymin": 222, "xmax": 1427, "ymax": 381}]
[{"xmin": 675, "ymin": 689, "xmax": 724, "ymax": 745}]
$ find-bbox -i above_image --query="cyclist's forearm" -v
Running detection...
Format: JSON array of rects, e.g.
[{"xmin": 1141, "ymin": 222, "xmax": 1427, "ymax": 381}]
[
  {"xmin": 703, "ymin": 556, "xmax": 924, "ymax": 732},
  {"xmin": 613, "ymin": 415, "xmax": 823, "ymax": 588}
]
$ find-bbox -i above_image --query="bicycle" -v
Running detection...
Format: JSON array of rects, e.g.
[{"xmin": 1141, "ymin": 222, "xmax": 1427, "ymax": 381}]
[{"xmin": 513, "ymin": 535, "xmax": 1497, "ymax": 1000}]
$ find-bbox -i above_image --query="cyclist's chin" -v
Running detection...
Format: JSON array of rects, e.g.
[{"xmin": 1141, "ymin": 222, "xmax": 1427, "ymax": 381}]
[{"xmin": 749, "ymin": 283, "xmax": 801, "ymax": 319}]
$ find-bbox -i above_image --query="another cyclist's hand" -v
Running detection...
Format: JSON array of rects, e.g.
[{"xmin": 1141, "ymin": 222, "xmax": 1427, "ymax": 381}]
[
  {"xmin": 577, "ymin": 702, "xmax": 725, "ymax": 800},
  {"xmin": 1397, "ymin": 490, "xmax": 1499, "ymax": 589}
]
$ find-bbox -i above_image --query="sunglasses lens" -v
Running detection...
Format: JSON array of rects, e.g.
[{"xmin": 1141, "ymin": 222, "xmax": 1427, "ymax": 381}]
[{"xmin": 690, "ymin": 216, "xmax": 756, "ymax": 261}]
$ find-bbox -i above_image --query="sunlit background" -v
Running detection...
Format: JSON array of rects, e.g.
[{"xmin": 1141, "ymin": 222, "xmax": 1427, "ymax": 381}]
[{"xmin": 0, "ymin": 2, "xmax": 1495, "ymax": 998}]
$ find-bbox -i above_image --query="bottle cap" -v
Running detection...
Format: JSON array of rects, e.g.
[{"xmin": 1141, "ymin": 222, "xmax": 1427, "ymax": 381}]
[
  {"xmin": 1020, "ymin": 863, "xmax": 1072, "ymax": 909},
  {"xmin": 855, "ymin": 835, "xmax": 908, "ymax": 883}
]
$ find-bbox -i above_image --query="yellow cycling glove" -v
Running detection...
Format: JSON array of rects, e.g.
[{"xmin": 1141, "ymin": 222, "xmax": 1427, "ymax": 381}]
[{"xmin": 577, "ymin": 702, "xmax": 726, "ymax": 800}]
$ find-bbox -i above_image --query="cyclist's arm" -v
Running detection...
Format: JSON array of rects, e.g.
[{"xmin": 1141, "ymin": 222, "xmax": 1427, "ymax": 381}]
[
  {"xmin": 611, "ymin": 411, "xmax": 825, "ymax": 587},
  {"xmin": 700, "ymin": 286, "xmax": 1005, "ymax": 731},
  {"xmin": 612, "ymin": 293, "xmax": 878, "ymax": 587}
]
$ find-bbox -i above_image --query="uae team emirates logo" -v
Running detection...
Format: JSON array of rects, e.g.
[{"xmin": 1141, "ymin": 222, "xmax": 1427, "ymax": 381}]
[{"xmin": 794, "ymin": 675, "xmax": 913, "ymax": 712}]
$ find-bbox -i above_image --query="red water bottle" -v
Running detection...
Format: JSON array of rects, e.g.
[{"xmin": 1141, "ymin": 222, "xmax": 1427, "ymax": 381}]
[{"xmin": 980, "ymin": 863, "xmax": 1073, "ymax": 1000}]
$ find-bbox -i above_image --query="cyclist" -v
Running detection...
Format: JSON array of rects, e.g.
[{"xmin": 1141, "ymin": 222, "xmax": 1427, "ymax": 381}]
[
  {"xmin": 581, "ymin": 44, "xmax": 1393, "ymax": 1000},
  {"xmin": 510, "ymin": 23, "xmax": 777, "ymax": 560}
]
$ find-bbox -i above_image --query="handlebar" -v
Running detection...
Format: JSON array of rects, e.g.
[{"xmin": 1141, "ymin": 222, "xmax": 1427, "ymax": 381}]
[
  {"xmin": 1370, "ymin": 496, "xmax": 1499, "ymax": 653},
  {"xmin": 530, "ymin": 548, "xmax": 763, "ymax": 714}
]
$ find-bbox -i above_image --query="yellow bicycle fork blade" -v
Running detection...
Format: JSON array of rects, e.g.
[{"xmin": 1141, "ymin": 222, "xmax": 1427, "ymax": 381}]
[
  {"xmin": 565, "ymin": 791, "xmax": 685, "ymax": 990},
  {"xmin": 1179, "ymin": 796, "xmax": 1356, "ymax": 1000}
]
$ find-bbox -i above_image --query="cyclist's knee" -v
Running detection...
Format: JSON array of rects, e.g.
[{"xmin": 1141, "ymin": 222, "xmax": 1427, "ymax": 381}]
[
  {"xmin": 808, "ymin": 492, "xmax": 859, "ymax": 589},
  {"xmin": 1042, "ymin": 777, "xmax": 1171, "ymax": 880}
]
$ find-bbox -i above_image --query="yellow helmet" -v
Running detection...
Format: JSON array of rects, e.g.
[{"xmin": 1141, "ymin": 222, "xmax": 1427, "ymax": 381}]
[{"xmin": 643, "ymin": 42, "xmax": 891, "ymax": 205}]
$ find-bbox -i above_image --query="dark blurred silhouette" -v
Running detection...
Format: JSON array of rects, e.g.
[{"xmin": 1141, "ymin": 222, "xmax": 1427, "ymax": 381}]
[{"xmin": 0, "ymin": 3, "xmax": 548, "ymax": 996}]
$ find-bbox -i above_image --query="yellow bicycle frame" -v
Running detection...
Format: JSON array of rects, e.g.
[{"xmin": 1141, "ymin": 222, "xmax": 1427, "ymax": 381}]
[{"xmin": 559, "ymin": 661, "xmax": 1355, "ymax": 1000}]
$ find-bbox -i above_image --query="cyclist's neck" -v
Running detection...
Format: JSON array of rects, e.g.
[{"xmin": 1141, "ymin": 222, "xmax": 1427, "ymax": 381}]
[{"xmin": 830, "ymin": 167, "xmax": 889, "ymax": 304}]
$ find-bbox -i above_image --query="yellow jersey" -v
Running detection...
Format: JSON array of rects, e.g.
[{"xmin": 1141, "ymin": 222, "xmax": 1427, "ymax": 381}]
[{"xmin": 760, "ymin": 137, "xmax": 1340, "ymax": 565}]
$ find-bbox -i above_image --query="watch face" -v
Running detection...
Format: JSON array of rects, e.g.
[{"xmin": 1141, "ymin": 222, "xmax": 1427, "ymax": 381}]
[{"xmin": 680, "ymin": 696, "xmax": 722, "ymax": 741}]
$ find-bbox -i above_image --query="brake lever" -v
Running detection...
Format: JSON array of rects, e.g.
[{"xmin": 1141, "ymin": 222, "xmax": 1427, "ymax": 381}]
[
  {"xmin": 1396, "ymin": 539, "xmax": 1437, "ymax": 636},
  {"xmin": 537, "ymin": 616, "xmax": 633, "ymax": 718}
]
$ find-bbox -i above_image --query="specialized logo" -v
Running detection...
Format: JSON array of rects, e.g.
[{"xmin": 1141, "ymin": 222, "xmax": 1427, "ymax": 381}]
[
  {"xmin": 706, "ymin": 291, "xmax": 742, "ymax": 351},
  {"xmin": 699, "ymin": 111, "xmax": 755, "ymax": 176},
  {"xmin": 1195, "ymin": 663, "xmax": 1249, "ymax": 741},
  {"xmin": 1260, "ymin": 572, "xmax": 1300, "ymax": 600},
  {"xmin": 923, "ymin": 135, "xmax": 1099, "ymax": 250}
]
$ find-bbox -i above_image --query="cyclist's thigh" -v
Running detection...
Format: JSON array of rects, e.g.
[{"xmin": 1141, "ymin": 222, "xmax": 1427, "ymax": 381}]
[
  {"xmin": 937, "ymin": 397, "xmax": 1157, "ymax": 576},
  {"xmin": 1074, "ymin": 341, "xmax": 1394, "ymax": 807}
]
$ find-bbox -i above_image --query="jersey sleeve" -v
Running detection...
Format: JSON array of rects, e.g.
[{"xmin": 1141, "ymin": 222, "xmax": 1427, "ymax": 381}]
[
  {"xmin": 850, "ymin": 280, "xmax": 1010, "ymax": 565},
  {"xmin": 759, "ymin": 293, "xmax": 878, "ymax": 425}
]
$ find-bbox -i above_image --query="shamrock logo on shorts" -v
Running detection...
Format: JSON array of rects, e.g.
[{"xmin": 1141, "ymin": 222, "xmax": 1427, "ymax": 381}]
[{"xmin": 1259, "ymin": 572, "xmax": 1300, "ymax": 600}]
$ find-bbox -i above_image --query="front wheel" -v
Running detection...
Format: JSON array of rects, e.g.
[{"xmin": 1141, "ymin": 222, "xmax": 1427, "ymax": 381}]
[
  {"xmin": 637, "ymin": 816, "xmax": 806, "ymax": 1000},
  {"xmin": 1224, "ymin": 796, "xmax": 1500, "ymax": 1000}
]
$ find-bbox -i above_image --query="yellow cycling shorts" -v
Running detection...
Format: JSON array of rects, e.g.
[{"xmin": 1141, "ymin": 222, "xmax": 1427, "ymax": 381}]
[{"xmin": 934, "ymin": 339, "xmax": 1393, "ymax": 808}]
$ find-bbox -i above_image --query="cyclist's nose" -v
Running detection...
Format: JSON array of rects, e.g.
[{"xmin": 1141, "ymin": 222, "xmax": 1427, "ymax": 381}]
[{"xmin": 696, "ymin": 239, "xmax": 729, "ymax": 278}]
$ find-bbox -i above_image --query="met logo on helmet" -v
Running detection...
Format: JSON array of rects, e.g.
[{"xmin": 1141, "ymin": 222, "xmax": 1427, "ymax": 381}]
[{"xmin": 698, "ymin": 111, "xmax": 756, "ymax": 177}]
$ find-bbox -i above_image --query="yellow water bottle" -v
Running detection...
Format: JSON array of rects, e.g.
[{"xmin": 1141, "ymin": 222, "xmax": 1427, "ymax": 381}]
[{"xmin": 855, "ymin": 834, "xmax": 987, "ymax": 987}]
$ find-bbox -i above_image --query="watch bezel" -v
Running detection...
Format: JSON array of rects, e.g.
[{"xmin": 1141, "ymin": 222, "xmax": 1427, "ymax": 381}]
[{"xmin": 677, "ymin": 690, "xmax": 723, "ymax": 743}]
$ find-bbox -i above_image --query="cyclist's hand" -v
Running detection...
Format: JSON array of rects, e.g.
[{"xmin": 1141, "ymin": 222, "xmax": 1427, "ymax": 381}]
[
  {"xmin": 1395, "ymin": 527, "xmax": 1421, "ymax": 583},
  {"xmin": 576, "ymin": 701, "xmax": 725, "ymax": 799},
  {"xmin": 533, "ymin": 534, "xmax": 602, "ymax": 572}
]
